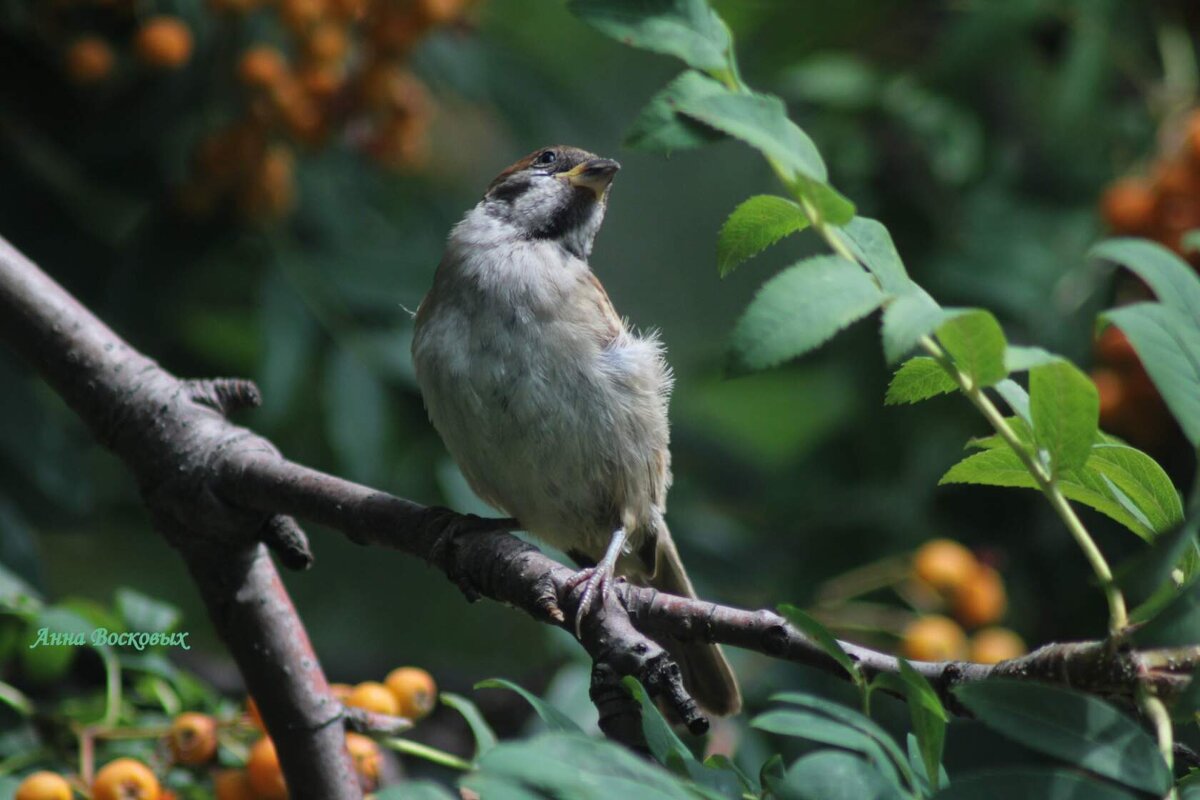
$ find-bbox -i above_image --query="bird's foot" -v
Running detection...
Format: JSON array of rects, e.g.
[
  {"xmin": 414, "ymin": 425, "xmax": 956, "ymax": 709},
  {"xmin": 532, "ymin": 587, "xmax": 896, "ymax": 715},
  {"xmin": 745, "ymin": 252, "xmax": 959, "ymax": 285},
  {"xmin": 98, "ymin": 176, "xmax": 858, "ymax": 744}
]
[{"xmin": 564, "ymin": 527, "xmax": 628, "ymax": 639}]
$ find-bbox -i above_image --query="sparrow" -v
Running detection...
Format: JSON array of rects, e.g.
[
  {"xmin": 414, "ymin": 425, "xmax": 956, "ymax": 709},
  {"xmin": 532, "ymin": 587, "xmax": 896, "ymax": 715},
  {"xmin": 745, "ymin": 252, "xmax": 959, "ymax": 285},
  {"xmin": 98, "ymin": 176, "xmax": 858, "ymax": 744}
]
[{"xmin": 411, "ymin": 145, "xmax": 741, "ymax": 716}]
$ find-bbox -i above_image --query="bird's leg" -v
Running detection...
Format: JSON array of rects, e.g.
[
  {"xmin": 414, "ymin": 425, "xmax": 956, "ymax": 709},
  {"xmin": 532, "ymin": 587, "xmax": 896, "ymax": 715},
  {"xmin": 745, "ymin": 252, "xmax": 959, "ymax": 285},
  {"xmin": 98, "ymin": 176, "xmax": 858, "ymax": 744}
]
[{"xmin": 564, "ymin": 527, "xmax": 627, "ymax": 638}]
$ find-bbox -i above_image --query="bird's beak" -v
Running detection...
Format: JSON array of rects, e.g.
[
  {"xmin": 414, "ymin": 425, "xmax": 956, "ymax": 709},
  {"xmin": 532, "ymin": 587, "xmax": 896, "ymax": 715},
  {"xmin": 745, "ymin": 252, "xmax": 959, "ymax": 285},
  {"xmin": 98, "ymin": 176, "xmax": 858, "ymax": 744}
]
[{"xmin": 561, "ymin": 158, "xmax": 621, "ymax": 198}]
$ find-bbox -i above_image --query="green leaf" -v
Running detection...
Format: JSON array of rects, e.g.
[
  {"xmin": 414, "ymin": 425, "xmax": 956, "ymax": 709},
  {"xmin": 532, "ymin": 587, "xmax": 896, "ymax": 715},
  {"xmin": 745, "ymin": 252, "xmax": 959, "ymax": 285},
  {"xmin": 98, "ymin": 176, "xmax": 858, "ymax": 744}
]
[
  {"xmin": 620, "ymin": 677, "xmax": 695, "ymax": 770},
  {"xmin": 115, "ymin": 588, "xmax": 180, "ymax": 635},
  {"xmin": 1091, "ymin": 238, "xmax": 1200, "ymax": 324},
  {"xmin": 906, "ymin": 733, "xmax": 949, "ymax": 798},
  {"xmin": 1029, "ymin": 361, "xmax": 1099, "ymax": 475},
  {"xmin": 794, "ymin": 175, "xmax": 857, "ymax": 226},
  {"xmin": 730, "ymin": 256, "xmax": 884, "ymax": 372},
  {"xmin": 674, "ymin": 89, "xmax": 828, "ymax": 182},
  {"xmin": 570, "ymin": 0, "xmax": 732, "ymax": 72},
  {"xmin": 952, "ymin": 680, "xmax": 1171, "ymax": 795},
  {"xmin": 885, "ymin": 357, "xmax": 957, "ymax": 405},
  {"xmin": 465, "ymin": 732, "xmax": 705, "ymax": 800},
  {"xmin": 1086, "ymin": 443, "xmax": 1183, "ymax": 535},
  {"xmin": 441, "ymin": 692, "xmax": 497, "ymax": 760},
  {"xmin": 474, "ymin": 679, "xmax": 583, "ymax": 733},
  {"xmin": 931, "ymin": 769, "xmax": 1140, "ymax": 800},
  {"xmin": 897, "ymin": 660, "xmax": 947, "ymax": 792},
  {"xmin": 1172, "ymin": 673, "xmax": 1200, "ymax": 722},
  {"xmin": 1102, "ymin": 303, "xmax": 1200, "ymax": 447},
  {"xmin": 625, "ymin": 71, "xmax": 727, "ymax": 153},
  {"xmin": 20, "ymin": 606, "xmax": 91, "ymax": 683},
  {"xmin": 717, "ymin": 195, "xmax": 809, "ymax": 277},
  {"xmin": 839, "ymin": 217, "xmax": 911, "ymax": 294},
  {"xmin": 1004, "ymin": 346, "xmax": 1058, "ymax": 372},
  {"xmin": 769, "ymin": 692, "xmax": 913, "ymax": 788},
  {"xmin": 375, "ymin": 782, "xmax": 459, "ymax": 800},
  {"xmin": 879, "ymin": 290, "xmax": 948, "ymax": 364},
  {"xmin": 776, "ymin": 751, "xmax": 905, "ymax": 800},
  {"xmin": 939, "ymin": 447, "xmax": 1159, "ymax": 541},
  {"xmin": 936, "ymin": 310, "xmax": 1008, "ymax": 388},
  {"xmin": 1132, "ymin": 577, "xmax": 1200, "ymax": 648},
  {"xmin": 751, "ymin": 709, "xmax": 902, "ymax": 789},
  {"xmin": 777, "ymin": 604, "xmax": 859, "ymax": 684},
  {"xmin": 993, "ymin": 380, "xmax": 1032, "ymax": 424},
  {"xmin": 325, "ymin": 348, "xmax": 389, "ymax": 483}
]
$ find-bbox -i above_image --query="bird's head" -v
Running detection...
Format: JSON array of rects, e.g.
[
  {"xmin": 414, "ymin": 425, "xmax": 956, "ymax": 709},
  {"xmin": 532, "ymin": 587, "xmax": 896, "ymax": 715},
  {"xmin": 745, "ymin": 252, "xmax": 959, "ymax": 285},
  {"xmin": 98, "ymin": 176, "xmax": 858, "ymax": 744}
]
[{"xmin": 481, "ymin": 145, "xmax": 620, "ymax": 260}]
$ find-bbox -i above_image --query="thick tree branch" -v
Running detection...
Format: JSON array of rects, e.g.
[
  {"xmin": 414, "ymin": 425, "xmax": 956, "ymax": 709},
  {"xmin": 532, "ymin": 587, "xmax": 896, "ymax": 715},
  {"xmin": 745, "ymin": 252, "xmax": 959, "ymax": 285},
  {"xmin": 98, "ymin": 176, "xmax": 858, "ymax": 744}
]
[{"xmin": 0, "ymin": 233, "xmax": 1194, "ymax": 784}]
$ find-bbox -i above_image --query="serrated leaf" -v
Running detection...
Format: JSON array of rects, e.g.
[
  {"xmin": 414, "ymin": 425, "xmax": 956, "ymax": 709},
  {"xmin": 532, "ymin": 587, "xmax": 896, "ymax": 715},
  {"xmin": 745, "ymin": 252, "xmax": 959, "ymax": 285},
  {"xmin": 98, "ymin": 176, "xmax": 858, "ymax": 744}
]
[
  {"xmin": 1102, "ymin": 303, "xmax": 1200, "ymax": 447},
  {"xmin": 952, "ymin": 681, "xmax": 1171, "ymax": 795},
  {"xmin": 885, "ymin": 357, "xmax": 957, "ymax": 405},
  {"xmin": 570, "ymin": 0, "xmax": 732, "ymax": 72},
  {"xmin": 777, "ymin": 604, "xmax": 859, "ymax": 683},
  {"xmin": 936, "ymin": 310, "xmax": 1007, "ymax": 387},
  {"xmin": 1086, "ymin": 443, "xmax": 1182, "ymax": 535},
  {"xmin": 1029, "ymin": 361, "xmax": 1098, "ymax": 475},
  {"xmin": 717, "ymin": 195, "xmax": 808, "ymax": 277},
  {"xmin": 1091, "ymin": 238, "xmax": 1200, "ymax": 323},
  {"xmin": 625, "ymin": 71, "xmax": 728, "ymax": 153},
  {"xmin": 751, "ymin": 710, "xmax": 902, "ymax": 788},
  {"xmin": 939, "ymin": 447, "xmax": 1158, "ymax": 541},
  {"xmin": 474, "ymin": 679, "xmax": 582, "ymax": 733},
  {"xmin": 839, "ymin": 217, "xmax": 910, "ymax": 293},
  {"xmin": 1132, "ymin": 577, "xmax": 1200, "ymax": 648},
  {"xmin": 730, "ymin": 256, "xmax": 884, "ymax": 372},
  {"xmin": 879, "ymin": 290, "xmax": 948, "ymax": 364},
  {"xmin": 931, "ymin": 769, "xmax": 1140, "ymax": 800},
  {"xmin": 674, "ymin": 89, "xmax": 828, "ymax": 183}
]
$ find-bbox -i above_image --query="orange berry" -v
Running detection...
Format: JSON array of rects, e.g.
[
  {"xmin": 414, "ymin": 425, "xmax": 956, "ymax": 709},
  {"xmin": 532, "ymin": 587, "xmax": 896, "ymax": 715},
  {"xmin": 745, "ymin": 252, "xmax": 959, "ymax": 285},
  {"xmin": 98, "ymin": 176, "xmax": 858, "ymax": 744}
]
[
  {"xmin": 417, "ymin": 0, "xmax": 467, "ymax": 24},
  {"xmin": 279, "ymin": 0, "xmax": 325, "ymax": 32},
  {"xmin": 368, "ymin": 115, "xmax": 429, "ymax": 170},
  {"xmin": 361, "ymin": 63, "xmax": 429, "ymax": 116},
  {"xmin": 246, "ymin": 696, "xmax": 265, "ymax": 731},
  {"xmin": 970, "ymin": 627, "xmax": 1027, "ymax": 664},
  {"xmin": 901, "ymin": 615, "xmax": 968, "ymax": 661},
  {"xmin": 951, "ymin": 566, "xmax": 1007, "ymax": 628},
  {"xmin": 134, "ymin": 17, "xmax": 193, "ymax": 70},
  {"xmin": 92, "ymin": 758, "xmax": 160, "ymax": 800},
  {"xmin": 1096, "ymin": 326, "xmax": 1137, "ymax": 364},
  {"xmin": 239, "ymin": 144, "xmax": 296, "ymax": 222},
  {"xmin": 1100, "ymin": 178, "xmax": 1156, "ymax": 234},
  {"xmin": 238, "ymin": 46, "xmax": 288, "ymax": 89},
  {"xmin": 65, "ymin": 36, "xmax": 114, "ymax": 84},
  {"xmin": 168, "ymin": 711, "xmax": 218, "ymax": 765},
  {"xmin": 328, "ymin": 0, "xmax": 366, "ymax": 20},
  {"xmin": 246, "ymin": 738, "xmax": 288, "ymax": 800},
  {"xmin": 346, "ymin": 681, "xmax": 401, "ymax": 716},
  {"xmin": 384, "ymin": 667, "xmax": 437, "ymax": 720},
  {"xmin": 345, "ymin": 732, "xmax": 382, "ymax": 787},
  {"xmin": 1186, "ymin": 112, "xmax": 1200, "ymax": 167},
  {"xmin": 15, "ymin": 772, "xmax": 71, "ymax": 800},
  {"xmin": 367, "ymin": 6, "xmax": 426, "ymax": 54},
  {"xmin": 304, "ymin": 22, "xmax": 348, "ymax": 64},
  {"xmin": 1092, "ymin": 368, "xmax": 1126, "ymax": 427},
  {"xmin": 912, "ymin": 539, "xmax": 978, "ymax": 593},
  {"xmin": 298, "ymin": 64, "xmax": 344, "ymax": 101},
  {"xmin": 213, "ymin": 769, "xmax": 257, "ymax": 800}
]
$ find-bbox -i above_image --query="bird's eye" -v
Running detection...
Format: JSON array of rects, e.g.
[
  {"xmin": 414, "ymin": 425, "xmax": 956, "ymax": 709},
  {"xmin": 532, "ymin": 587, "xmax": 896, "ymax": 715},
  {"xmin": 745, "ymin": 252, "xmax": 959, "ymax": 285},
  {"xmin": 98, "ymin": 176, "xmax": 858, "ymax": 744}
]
[{"xmin": 534, "ymin": 150, "xmax": 557, "ymax": 167}]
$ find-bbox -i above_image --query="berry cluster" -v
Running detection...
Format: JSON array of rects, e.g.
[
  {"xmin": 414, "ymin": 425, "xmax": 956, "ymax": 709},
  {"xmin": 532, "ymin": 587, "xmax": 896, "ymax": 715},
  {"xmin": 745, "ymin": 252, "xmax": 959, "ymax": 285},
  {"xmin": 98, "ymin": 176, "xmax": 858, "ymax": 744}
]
[
  {"xmin": 1094, "ymin": 111, "xmax": 1200, "ymax": 446},
  {"xmin": 902, "ymin": 539, "xmax": 1025, "ymax": 664},
  {"xmin": 54, "ymin": 0, "xmax": 470, "ymax": 223},
  {"xmin": 13, "ymin": 665, "xmax": 439, "ymax": 799}
]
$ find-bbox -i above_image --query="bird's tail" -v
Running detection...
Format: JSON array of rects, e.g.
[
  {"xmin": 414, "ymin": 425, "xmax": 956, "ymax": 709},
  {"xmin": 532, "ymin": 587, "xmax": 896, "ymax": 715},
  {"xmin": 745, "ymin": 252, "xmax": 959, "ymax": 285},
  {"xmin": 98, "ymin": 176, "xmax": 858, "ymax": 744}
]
[{"xmin": 650, "ymin": 531, "xmax": 742, "ymax": 716}]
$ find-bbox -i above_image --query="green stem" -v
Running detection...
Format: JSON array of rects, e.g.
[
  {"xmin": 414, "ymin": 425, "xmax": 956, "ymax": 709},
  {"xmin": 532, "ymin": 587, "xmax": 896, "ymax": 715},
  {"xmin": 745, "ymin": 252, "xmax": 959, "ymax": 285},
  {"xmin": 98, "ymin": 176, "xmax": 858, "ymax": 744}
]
[
  {"xmin": 1138, "ymin": 688, "xmax": 1177, "ymax": 800},
  {"xmin": 0, "ymin": 680, "xmax": 34, "ymax": 717},
  {"xmin": 383, "ymin": 738, "xmax": 474, "ymax": 771},
  {"xmin": 918, "ymin": 335, "xmax": 1128, "ymax": 634}
]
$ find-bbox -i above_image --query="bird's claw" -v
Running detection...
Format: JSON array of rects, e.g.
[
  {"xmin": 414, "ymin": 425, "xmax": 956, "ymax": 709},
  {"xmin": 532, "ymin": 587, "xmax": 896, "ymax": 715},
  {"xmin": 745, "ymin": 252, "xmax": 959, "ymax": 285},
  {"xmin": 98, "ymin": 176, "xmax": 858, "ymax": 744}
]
[{"xmin": 565, "ymin": 565, "xmax": 614, "ymax": 638}]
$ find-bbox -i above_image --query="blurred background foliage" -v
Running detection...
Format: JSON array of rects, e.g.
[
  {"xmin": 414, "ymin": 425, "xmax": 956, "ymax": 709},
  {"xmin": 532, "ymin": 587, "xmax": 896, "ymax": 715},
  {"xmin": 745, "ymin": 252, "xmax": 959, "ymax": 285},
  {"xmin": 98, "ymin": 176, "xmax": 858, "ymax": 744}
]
[{"xmin": 1, "ymin": 0, "xmax": 1198, "ymax": 770}]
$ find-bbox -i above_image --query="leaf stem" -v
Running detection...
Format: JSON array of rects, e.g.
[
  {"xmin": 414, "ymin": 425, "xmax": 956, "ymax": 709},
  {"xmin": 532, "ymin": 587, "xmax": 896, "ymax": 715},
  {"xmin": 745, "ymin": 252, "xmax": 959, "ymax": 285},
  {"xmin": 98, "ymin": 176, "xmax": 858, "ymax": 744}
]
[
  {"xmin": 1138, "ymin": 688, "xmax": 1177, "ymax": 800},
  {"xmin": 382, "ymin": 738, "xmax": 474, "ymax": 771},
  {"xmin": 919, "ymin": 335, "xmax": 1128, "ymax": 634}
]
